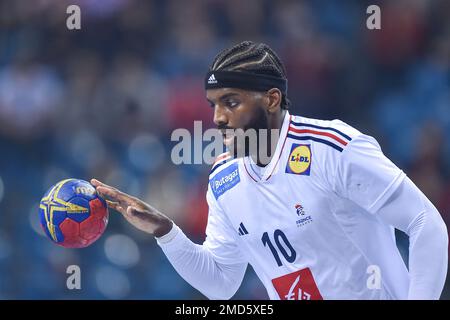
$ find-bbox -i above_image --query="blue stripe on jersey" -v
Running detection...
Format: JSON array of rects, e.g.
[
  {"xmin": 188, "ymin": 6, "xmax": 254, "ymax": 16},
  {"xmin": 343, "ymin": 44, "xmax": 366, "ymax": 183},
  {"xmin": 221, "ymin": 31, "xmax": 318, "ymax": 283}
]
[
  {"xmin": 248, "ymin": 161, "xmax": 261, "ymax": 179},
  {"xmin": 287, "ymin": 134, "xmax": 343, "ymax": 152},
  {"xmin": 290, "ymin": 120, "xmax": 352, "ymax": 141},
  {"xmin": 210, "ymin": 158, "xmax": 230, "ymax": 175}
]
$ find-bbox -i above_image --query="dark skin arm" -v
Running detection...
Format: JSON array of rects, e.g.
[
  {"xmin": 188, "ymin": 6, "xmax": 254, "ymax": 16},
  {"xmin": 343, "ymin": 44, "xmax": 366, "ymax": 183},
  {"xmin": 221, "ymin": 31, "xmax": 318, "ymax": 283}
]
[{"xmin": 91, "ymin": 179, "xmax": 173, "ymax": 237}]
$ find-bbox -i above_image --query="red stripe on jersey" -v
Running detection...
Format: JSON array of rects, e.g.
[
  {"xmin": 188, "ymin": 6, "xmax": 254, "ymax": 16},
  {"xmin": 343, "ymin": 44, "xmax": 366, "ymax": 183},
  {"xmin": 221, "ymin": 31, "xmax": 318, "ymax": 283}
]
[
  {"xmin": 266, "ymin": 115, "xmax": 291, "ymax": 181},
  {"xmin": 288, "ymin": 126, "xmax": 348, "ymax": 146},
  {"xmin": 243, "ymin": 161, "xmax": 258, "ymax": 182},
  {"xmin": 213, "ymin": 153, "xmax": 230, "ymax": 165}
]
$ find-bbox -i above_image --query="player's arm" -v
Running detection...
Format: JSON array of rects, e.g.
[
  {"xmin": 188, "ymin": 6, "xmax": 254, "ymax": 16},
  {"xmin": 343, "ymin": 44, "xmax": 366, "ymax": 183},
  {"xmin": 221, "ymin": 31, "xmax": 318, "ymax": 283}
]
[
  {"xmin": 91, "ymin": 179, "xmax": 247, "ymax": 300},
  {"xmin": 376, "ymin": 175, "xmax": 448, "ymax": 299},
  {"xmin": 333, "ymin": 135, "xmax": 448, "ymax": 300}
]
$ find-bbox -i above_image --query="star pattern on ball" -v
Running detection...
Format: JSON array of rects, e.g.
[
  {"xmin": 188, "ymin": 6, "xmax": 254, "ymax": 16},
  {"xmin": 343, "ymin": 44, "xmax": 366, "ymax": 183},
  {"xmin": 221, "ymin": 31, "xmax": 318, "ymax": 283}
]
[{"xmin": 39, "ymin": 179, "xmax": 89, "ymax": 241}]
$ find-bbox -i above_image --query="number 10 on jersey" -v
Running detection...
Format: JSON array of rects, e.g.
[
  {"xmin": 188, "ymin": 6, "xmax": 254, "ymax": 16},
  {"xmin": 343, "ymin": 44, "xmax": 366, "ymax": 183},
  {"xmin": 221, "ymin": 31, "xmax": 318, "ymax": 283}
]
[{"xmin": 262, "ymin": 229, "xmax": 297, "ymax": 267}]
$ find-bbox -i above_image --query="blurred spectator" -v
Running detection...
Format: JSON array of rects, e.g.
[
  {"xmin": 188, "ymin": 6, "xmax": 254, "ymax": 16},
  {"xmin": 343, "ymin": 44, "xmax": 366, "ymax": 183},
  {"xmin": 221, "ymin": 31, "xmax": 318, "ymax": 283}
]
[{"xmin": 0, "ymin": 59, "xmax": 64, "ymax": 140}]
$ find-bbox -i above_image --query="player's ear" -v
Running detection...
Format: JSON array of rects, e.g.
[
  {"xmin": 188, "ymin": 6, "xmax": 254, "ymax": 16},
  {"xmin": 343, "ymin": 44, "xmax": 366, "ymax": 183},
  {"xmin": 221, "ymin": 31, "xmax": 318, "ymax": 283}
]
[{"xmin": 266, "ymin": 88, "xmax": 282, "ymax": 114}]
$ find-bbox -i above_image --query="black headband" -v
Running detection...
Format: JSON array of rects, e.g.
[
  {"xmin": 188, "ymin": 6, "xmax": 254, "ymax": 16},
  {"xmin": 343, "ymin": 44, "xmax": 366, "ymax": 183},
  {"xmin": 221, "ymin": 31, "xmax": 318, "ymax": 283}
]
[{"xmin": 205, "ymin": 70, "xmax": 287, "ymax": 95}]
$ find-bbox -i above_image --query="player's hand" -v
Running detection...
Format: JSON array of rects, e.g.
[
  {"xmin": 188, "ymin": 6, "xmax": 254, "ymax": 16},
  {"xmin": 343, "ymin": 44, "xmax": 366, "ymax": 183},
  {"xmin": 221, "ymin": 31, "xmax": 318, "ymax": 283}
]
[{"xmin": 90, "ymin": 179, "xmax": 173, "ymax": 237}]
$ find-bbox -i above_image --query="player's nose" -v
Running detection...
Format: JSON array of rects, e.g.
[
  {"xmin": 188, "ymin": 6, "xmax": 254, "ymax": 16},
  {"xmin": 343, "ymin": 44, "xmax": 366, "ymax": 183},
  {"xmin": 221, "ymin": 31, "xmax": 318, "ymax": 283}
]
[{"xmin": 213, "ymin": 105, "xmax": 228, "ymax": 127}]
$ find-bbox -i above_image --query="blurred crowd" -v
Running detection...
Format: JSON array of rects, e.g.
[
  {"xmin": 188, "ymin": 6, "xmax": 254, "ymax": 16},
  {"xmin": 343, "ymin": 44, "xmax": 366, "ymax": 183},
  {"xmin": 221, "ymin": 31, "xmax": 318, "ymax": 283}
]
[{"xmin": 0, "ymin": 0, "xmax": 449, "ymax": 299}]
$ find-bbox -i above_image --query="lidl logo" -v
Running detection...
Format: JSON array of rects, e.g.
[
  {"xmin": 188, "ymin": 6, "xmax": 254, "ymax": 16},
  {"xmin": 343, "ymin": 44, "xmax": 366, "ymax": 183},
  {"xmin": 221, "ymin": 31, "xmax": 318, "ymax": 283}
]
[{"xmin": 286, "ymin": 144, "xmax": 311, "ymax": 175}]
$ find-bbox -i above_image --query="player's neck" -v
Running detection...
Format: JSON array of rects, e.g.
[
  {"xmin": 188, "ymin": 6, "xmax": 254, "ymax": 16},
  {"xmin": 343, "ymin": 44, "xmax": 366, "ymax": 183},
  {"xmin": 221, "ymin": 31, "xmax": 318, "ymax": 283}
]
[{"xmin": 252, "ymin": 109, "xmax": 286, "ymax": 167}]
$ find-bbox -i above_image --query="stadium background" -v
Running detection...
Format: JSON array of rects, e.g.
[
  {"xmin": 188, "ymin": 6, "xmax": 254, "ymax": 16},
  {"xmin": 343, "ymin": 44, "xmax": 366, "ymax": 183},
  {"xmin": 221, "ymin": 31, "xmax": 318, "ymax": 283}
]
[{"xmin": 0, "ymin": 0, "xmax": 449, "ymax": 299}]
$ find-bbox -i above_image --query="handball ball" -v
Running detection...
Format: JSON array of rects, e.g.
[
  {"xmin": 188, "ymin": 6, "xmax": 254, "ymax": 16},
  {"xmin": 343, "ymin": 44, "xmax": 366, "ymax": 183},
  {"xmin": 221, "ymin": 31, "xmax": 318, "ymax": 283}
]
[{"xmin": 39, "ymin": 179, "xmax": 109, "ymax": 248}]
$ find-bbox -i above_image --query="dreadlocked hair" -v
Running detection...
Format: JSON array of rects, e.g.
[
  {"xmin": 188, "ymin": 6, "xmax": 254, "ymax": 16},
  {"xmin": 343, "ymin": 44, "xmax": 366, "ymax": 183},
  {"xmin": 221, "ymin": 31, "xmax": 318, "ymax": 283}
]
[{"xmin": 210, "ymin": 41, "xmax": 291, "ymax": 110}]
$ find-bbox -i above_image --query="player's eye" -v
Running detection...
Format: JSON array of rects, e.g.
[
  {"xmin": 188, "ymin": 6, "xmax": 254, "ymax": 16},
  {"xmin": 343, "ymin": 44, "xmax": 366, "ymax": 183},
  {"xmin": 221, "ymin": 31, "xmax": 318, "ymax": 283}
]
[{"xmin": 225, "ymin": 99, "xmax": 240, "ymax": 108}]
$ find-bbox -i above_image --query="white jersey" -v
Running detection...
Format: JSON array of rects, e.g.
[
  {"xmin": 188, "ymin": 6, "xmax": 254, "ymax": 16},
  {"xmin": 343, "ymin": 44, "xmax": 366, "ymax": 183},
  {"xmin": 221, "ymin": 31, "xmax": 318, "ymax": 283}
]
[{"xmin": 204, "ymin": 111, "xmax": 410, "ymax": 300}]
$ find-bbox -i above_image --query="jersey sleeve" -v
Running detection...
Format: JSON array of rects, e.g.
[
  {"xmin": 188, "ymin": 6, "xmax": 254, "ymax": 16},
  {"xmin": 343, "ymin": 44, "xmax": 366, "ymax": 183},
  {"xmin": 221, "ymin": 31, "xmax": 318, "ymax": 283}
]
[
  {"xmin": 203, "ymin": 184, "xmax": 247, "ymax": 265},
  {"xmin": 333, "ymin": 134, "xmax": 406, "ymax": 214}
]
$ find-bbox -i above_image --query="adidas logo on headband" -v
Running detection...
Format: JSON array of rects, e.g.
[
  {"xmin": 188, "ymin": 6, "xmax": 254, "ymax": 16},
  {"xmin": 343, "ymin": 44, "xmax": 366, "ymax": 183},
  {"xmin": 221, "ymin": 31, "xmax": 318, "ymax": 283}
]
[
  {"xmin": 205, "ymin": 70, "xmax": 287, "ymax": 94},
  {"xmin": 208, "ymin": 74, "xmax": 217, "ymax": 84}
]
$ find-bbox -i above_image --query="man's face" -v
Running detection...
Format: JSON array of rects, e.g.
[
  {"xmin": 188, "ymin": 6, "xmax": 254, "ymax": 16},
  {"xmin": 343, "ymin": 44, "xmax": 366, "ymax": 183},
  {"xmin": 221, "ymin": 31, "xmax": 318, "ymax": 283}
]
[{"xmin": 206, "ymin": 88, "xmax": 269, "ymax": 158}]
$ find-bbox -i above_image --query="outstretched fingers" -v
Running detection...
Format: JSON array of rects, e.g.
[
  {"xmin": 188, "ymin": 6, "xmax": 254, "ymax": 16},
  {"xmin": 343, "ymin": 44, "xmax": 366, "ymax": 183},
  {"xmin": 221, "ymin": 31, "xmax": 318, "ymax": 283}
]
[
  {"xmin": 95, "ymin": 185, "xmax": 129, "ymax": 204},
  {"xmin": 91, "ymin": 179, "xmax": 139, "ymax": 207},
  {"xmin": 90, "ymin": 179, "xmax": 110, "ymax": 188},
  {"xmin": 106, "ymin": 200, "xmax": 125, "ymax": 214}
]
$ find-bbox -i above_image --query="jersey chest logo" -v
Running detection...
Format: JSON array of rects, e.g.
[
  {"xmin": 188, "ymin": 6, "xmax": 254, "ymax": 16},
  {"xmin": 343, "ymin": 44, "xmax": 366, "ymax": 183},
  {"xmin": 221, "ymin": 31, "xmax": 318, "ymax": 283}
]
[
  {"xmin": 210, "ymin": 162, "xmax": 240, "ymax": 200},
  {"xmin": 286, "ymin": 144, "xmax": 312, "ymax": 175},
  {"xmin": 272, "ymin": 268, "xmax": 323, "ymax": 300},
  {"xmin": 294, "ymin": 203, "xmax": 313, "ymax": 227}
]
